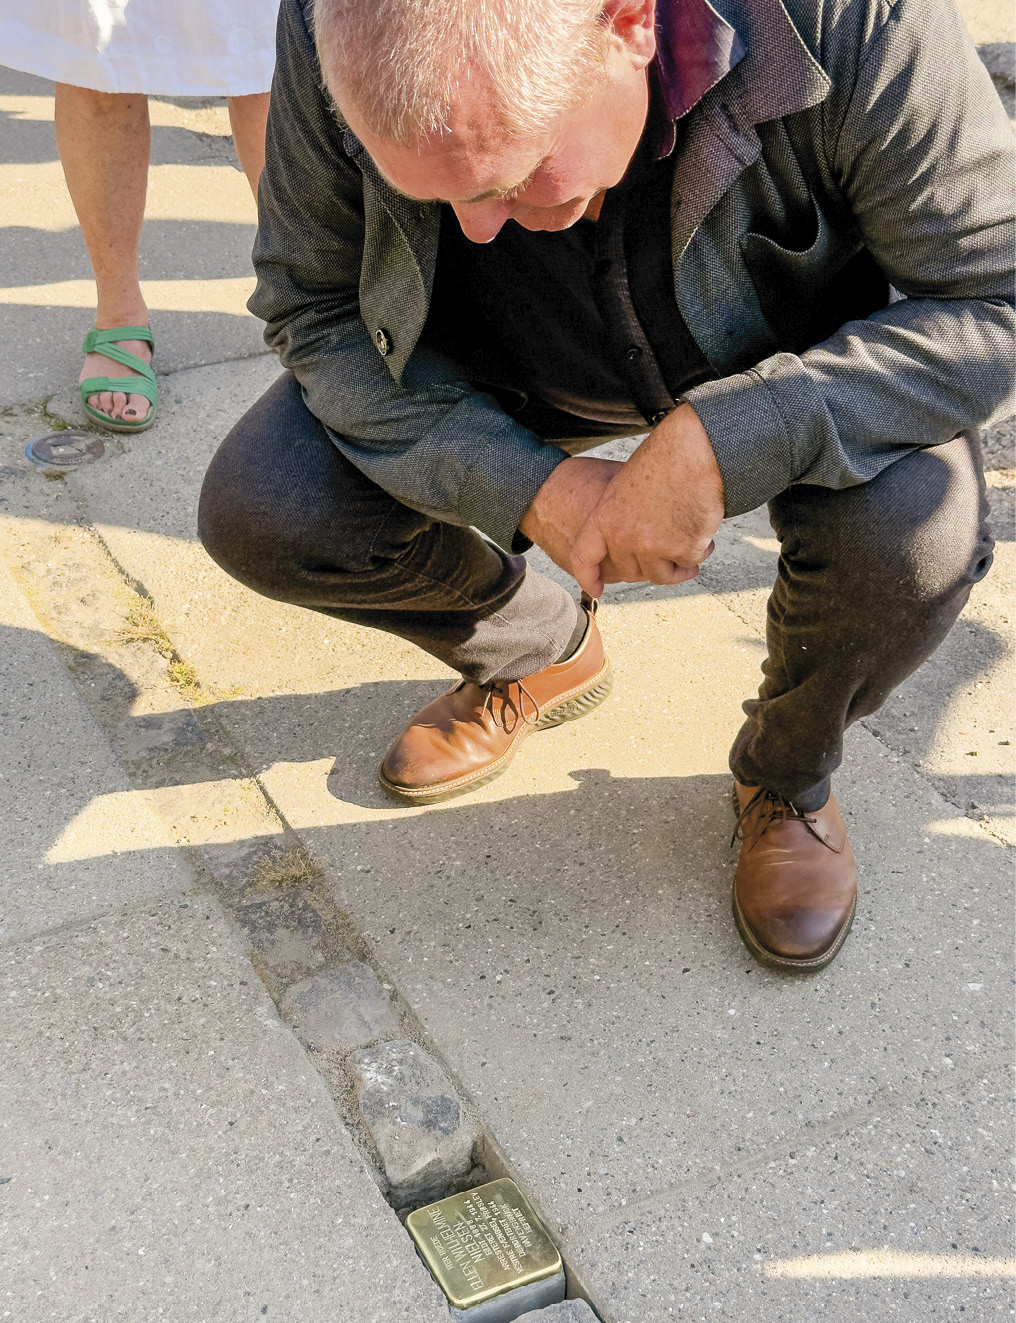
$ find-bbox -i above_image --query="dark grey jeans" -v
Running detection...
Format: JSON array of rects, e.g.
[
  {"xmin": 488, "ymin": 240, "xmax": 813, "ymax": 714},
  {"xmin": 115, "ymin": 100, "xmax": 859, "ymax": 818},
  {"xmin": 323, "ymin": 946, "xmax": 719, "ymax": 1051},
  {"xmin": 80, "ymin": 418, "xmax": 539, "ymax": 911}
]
[{"xmin": 198, "ymin": 371, "xmax": 993, "ymax": 811}]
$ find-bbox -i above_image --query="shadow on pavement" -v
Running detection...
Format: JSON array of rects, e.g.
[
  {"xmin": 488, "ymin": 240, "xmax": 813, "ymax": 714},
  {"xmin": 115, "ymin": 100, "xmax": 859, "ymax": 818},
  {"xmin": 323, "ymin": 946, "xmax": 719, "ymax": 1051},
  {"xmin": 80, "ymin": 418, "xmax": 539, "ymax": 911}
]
[
  {"xmin": 12, "ymin": 627, "xmax": 1009, "ymax": 848},
  {"xmin": 3, "ymin": 220, "xmax": 260, "ymax": 286}
]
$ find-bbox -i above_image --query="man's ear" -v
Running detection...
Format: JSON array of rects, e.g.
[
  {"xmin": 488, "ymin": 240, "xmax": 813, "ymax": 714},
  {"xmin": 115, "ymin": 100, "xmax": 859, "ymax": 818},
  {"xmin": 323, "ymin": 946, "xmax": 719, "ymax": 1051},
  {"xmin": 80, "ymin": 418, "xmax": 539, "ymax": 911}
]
[{"xmin": 600, "ymin": 0, "xmax": 657, "ymax": 69}]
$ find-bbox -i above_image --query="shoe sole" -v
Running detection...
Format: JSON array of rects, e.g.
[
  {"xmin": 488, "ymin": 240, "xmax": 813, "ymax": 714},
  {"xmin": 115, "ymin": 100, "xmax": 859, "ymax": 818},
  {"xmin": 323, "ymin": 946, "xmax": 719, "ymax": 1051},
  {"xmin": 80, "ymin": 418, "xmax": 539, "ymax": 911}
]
[
  {"xmin": 729, "ymin": 784, "xmax": 856, "ymax": 973},
  {"xmin": 83, "ymin": 410, "xmax": 156, "ymax": 434},
  {"xmin": 378, "ymin": 662, "xmax": 614, "ymax": 806}
]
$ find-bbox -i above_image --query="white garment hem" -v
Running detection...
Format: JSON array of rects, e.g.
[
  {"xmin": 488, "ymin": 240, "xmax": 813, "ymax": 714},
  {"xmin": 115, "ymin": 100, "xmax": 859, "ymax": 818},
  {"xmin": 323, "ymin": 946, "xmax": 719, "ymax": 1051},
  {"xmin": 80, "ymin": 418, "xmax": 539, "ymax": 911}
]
[{"xmin": 1, "ymin": 50, "xmax": 273, "ymax": 98}]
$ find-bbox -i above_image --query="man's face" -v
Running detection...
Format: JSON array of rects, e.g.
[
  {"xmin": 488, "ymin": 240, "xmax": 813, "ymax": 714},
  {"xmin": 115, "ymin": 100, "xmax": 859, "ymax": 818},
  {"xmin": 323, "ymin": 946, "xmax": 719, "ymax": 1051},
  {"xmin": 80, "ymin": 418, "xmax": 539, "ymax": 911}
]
[{"xmin": 342, "ymin": 6, "xmax": 656, "ymax": 243}]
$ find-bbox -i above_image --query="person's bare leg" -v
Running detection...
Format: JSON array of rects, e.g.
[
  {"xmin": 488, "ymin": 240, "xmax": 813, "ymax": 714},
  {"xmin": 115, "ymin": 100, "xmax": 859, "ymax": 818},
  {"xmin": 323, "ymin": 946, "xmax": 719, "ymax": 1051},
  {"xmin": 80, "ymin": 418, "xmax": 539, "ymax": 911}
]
[
  {"xmin": 227, "ymin": 93, "xmax": 270, "ymax": 197},
  {"xmin": 55, "ymin": 83, "xmax": 153, "ymax": 424}
]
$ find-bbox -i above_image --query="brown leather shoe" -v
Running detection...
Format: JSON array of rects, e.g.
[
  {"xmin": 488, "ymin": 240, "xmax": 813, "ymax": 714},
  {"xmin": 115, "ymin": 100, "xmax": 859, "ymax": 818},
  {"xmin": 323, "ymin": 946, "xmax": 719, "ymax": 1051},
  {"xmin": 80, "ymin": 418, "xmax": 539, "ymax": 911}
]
[
  {"xmin": 731, "ymin": 782, "xmax": 858, "ymax": 971},
  {"xmin": 379, "ymin": 603, "xmax": 612, "ymax": 805}
]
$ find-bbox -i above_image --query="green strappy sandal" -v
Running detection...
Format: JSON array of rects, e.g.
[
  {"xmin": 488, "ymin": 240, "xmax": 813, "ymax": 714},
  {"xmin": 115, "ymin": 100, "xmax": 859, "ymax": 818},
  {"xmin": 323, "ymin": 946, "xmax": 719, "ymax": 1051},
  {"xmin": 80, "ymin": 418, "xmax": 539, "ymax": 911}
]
[{"xmin": 80, "ymin": 325, "xmax": 157, "ymax": 433}]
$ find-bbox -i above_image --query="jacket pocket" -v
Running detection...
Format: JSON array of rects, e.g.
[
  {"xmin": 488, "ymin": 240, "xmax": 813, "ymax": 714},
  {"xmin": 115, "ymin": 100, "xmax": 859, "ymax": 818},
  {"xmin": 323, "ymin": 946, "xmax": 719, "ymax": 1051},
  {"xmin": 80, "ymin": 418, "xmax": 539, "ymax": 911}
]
[{"xmin": 741, "ymin": 200, "xmax": 886, "ymax": 352}]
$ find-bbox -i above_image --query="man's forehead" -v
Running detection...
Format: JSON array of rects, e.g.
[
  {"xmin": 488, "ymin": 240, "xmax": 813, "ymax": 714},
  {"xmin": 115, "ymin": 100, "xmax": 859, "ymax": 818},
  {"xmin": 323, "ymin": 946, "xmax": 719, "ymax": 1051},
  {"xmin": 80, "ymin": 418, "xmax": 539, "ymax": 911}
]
[
  {"xmin": 363, "ymin": 116, "xmax": 549, "ymax": 206},
  {"xmin": 344, "ymin": 66, "xmax": 552, "ymax": 204}
]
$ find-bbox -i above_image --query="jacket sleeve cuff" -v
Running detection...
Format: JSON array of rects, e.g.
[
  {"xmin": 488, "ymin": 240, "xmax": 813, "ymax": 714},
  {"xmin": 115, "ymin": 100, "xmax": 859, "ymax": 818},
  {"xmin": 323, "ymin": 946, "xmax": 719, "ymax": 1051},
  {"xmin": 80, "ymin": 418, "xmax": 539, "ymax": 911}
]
[
  {"xmin": 462, "ymin": 431, "xmax": 569, "ymax": 552},
  {"xmin": 683, "ymin": 369, "xmax": 801, "ymax": 516}
]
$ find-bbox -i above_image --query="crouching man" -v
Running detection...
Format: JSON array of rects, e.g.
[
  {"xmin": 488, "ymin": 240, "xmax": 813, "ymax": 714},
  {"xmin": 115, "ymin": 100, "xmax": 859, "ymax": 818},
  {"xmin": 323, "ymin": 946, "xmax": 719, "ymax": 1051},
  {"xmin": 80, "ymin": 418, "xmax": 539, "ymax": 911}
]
[{"xmin": 198, "ymin": 0, "xmax": 1013, "ymax": 969}]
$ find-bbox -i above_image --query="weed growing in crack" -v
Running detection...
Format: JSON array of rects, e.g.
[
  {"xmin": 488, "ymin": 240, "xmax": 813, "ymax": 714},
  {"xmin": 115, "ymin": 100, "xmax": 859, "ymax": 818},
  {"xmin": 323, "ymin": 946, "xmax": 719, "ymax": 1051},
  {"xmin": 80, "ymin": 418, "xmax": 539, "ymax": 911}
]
[
  {"xmin": 168, "ymin": 659, "xmax": 203, "ymax": 701},
  {"xmin": 248, "ymin": 847, "xmax": 323, "ymax": 890},
  {"xmin": 116, "ymin": 592, "xmax": 208, "ymax": 703},
  {"xmin": 118, "ymin": 595, "xmax": 173, "ymax": 655}
]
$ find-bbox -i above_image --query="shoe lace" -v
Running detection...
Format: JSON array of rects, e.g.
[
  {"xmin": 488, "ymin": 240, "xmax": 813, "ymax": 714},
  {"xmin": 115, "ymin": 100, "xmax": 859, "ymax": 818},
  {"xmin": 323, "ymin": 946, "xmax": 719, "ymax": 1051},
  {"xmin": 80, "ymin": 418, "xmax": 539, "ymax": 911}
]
[
  {"xmin": 731, "ymin": 787, "xmax": 818, "ymax": 849},
  {"xmin": 453, "ymin": 678, "xmax": 541, "ymax": 733}
]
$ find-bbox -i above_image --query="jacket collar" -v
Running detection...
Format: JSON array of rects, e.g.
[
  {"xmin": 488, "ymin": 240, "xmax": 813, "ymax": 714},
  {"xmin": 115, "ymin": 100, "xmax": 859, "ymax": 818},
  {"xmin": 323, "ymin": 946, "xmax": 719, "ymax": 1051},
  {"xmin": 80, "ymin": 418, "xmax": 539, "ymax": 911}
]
[
  {"xmin": 656, "ymin": 0, "xmax": 831, "ymax": 140},
  {"xmin": 653, "ymin": 0, "xmax": 746, "ymax": 155}
]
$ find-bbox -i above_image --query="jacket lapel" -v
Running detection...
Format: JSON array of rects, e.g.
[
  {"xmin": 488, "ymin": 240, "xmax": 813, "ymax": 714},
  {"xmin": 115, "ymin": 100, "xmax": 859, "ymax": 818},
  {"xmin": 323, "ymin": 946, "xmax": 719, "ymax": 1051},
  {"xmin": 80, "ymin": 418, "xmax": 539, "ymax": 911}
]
[{"xmin": 669, "ymin": 0, "xmax": 831, "ymax": 264}]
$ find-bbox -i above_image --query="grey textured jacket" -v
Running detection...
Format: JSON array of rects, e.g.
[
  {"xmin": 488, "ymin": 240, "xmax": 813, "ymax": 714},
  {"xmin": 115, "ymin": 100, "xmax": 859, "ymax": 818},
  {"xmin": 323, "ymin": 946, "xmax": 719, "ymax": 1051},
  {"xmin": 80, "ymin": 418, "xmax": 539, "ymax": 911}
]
[{"xmin": 250, "ymin": 0, "xmax": 1015, "ymax": 553}]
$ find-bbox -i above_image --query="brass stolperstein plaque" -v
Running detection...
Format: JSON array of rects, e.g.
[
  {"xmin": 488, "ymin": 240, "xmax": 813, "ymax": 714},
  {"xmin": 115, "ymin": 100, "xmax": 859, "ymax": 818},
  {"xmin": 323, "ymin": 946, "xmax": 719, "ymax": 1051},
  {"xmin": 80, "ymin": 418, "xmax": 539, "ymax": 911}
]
[{"xmin": 406, "ymin": 1178, "xmax": 562, "ymax": 1311}]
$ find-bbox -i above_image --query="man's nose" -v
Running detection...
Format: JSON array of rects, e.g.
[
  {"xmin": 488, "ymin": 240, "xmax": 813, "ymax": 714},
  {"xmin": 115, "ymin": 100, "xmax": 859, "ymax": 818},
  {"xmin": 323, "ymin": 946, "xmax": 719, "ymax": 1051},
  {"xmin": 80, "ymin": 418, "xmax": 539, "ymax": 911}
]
[{"xmin": 451, "ymin": 200, "xmax": 511, "ymax": 244}]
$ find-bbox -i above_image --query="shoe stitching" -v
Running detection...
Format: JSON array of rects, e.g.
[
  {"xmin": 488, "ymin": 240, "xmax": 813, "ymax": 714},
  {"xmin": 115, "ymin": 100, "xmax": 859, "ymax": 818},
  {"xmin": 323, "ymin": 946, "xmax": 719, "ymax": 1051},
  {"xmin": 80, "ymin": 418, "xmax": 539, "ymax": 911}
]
[{"xmin": 733, "ymin": 888, "xmax": 856, "ymax": 969}]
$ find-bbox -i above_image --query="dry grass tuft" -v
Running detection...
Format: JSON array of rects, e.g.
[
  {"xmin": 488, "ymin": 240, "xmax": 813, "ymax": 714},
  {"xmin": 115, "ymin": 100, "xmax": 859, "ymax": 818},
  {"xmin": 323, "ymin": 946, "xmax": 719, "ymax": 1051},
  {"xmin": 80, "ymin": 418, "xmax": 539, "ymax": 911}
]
[{"xmin": 118, "ymin": 595, "xmax": 173, "ymax": 654}]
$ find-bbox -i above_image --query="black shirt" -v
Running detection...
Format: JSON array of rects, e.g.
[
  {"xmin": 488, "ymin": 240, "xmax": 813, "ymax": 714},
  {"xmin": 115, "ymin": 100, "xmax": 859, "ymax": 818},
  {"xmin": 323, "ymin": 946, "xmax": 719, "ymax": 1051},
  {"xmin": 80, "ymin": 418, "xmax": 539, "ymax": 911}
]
[{"xmin": 427, "ymin": 73, "xmax": 714, "ymax": 434}]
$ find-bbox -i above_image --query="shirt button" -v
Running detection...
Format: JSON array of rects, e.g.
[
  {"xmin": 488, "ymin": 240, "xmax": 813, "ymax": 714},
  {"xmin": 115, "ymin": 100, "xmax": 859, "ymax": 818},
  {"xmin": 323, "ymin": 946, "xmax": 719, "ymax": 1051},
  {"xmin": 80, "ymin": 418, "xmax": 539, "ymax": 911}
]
[
  {"xmin": 374, "ymin": 327, "xmax": 392, "ymax": 356},
  {"xmin": 625, "ymin": 345, "xmax": 643, "ymax": 362}
]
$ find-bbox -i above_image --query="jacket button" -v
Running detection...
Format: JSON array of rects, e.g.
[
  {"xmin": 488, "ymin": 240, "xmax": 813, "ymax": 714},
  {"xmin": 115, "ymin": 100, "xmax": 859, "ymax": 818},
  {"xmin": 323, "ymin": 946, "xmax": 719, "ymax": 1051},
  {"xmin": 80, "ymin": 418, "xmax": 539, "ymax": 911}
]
[
  {"xmin": 374, "ymin": 327, "xmax": 392, "ymax": 356},
  {"xmin": 625, "ymin": 344, "xmax": 643, "ymax": 362}
]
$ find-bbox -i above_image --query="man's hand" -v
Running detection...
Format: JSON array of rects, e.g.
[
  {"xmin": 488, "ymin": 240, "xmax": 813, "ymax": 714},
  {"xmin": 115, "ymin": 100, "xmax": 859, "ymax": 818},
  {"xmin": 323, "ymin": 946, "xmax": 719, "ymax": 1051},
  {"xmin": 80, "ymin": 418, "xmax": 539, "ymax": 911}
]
[
  {"xmin": 519, "ymin": 455, "xmax": 624, "ymax": 573},
  {"xmin": 571, "ymin": 404, "xmax": 725, "ymax": 597}
]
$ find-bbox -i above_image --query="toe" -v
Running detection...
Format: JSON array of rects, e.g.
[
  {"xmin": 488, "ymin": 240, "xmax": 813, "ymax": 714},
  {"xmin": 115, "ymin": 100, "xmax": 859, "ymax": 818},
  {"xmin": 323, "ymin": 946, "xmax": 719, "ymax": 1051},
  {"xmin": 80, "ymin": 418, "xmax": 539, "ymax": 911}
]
[
  {"xmin": 98, "ymin": 391, "xmax": 116, "ymax": 417},
  {"xmin": 123, "ymin": 393, "xmax": 151, "ymax": 422},
  {"xmin": 110, "ymin": 391, "xmax": 128, "ymax": 420}
]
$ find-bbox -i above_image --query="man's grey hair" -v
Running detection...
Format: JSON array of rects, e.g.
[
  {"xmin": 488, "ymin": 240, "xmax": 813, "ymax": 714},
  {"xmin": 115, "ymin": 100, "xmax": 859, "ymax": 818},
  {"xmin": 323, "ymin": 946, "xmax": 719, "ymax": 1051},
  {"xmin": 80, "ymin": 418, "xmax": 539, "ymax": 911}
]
[{"xmin": 312, "ymin": 0, "xmax": 611, "ymax": 145}]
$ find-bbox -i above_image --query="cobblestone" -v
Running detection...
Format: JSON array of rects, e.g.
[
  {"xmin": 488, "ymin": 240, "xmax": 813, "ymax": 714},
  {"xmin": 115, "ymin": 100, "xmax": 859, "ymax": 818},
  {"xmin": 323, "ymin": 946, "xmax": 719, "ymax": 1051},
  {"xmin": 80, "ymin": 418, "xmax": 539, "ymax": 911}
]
[
  {"xmin": 235, "ymin": 888, "xmax": 330, "ymax": 983},
  {"xmin": 350, "ymin": 1039, "xmax": 480, "ymax": 1206},
  {"xmin": 282, "ymin": 961, "xmax": 400, "ymax": 1051},
  {"xmin": 515, "ymin": 1302, "xmax": 598, "ymax": 1322}
]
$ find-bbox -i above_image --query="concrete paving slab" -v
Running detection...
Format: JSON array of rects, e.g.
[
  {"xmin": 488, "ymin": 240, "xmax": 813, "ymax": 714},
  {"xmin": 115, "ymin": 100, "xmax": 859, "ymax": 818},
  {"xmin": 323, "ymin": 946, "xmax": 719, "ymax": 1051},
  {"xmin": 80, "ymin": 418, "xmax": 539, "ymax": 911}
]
[
  {"xmin": 957, "ymin": 0, "xmax": 1014, "ymax": 46},
  {"xmin": 52, "ymin": 356, "xmax": 447, "ymax": 704},
  {"xmin": 569, "ymin": 1065, "xmax": 1014, "ymax": 1322},
  {"xmin": 0, "ymin": 896, "xmax": 450, "ymax": 1323},
  {"xmin": 0, "ymin": 555, "xmax": 187, "ymax": 946},
  {"xmin": 236, "ymin": 600, "xmax": 1012, "ymax": 1241}
]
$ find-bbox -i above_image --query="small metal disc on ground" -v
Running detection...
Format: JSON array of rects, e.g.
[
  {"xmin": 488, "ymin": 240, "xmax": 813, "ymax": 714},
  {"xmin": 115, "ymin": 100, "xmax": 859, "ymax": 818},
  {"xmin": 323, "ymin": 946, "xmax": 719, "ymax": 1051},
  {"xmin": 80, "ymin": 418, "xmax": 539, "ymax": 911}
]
[{"xmin": 25, "ymin": 431, "xmax": 106, "ymax": 472}]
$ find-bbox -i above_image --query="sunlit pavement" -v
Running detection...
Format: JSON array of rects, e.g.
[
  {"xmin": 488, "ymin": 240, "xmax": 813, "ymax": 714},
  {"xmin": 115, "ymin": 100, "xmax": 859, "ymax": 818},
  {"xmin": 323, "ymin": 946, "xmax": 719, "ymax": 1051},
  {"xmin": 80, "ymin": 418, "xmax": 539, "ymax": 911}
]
[{"xmin": 1, "ymin": 27, "xmax": 1013, "ymax": 1323}]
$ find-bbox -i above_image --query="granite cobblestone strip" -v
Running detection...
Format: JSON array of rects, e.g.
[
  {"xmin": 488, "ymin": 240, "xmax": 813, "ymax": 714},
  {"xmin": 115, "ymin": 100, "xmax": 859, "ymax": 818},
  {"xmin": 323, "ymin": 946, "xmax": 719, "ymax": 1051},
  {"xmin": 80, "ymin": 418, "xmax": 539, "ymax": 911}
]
[{"xmin": 0, "ymin": 440, "xmax": 602, "ymax": 1309}]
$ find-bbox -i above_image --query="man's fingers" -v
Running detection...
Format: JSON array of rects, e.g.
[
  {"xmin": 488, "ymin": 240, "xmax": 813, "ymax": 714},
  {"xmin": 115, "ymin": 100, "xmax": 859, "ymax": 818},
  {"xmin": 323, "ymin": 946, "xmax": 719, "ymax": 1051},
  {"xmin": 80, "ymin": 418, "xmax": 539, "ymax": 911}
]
[
  {"xmin": 643, "ymin": 558, "xmax": 700, "ymax": 585},
  {"xmin": 599, "ymin": 555, "xmax": 702, "ymax": 586},
  {"xmin": 573, "ymin": 513, "xmax": 714, "ymax": 593},
  {"xmin": 576, "ymin": 566, "xmax": 605, "ymax": 597},
  {"xmin": 599, "ymin": 552, "xmax": 643, "ymax": 584},
  {"xmin": 571, "ymin": 555, "xmax": 605, "ymax": 598}
]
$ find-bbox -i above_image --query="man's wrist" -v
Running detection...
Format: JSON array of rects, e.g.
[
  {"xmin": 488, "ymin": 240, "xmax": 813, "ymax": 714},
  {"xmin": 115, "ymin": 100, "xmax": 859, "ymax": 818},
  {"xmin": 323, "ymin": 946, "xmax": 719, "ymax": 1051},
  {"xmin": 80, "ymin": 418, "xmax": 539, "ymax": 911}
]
[
  {"xmin": 520, "ymin": 455, "xmax": 623, "ymax": 538},
  {"xmin": 518, "ymin": 459, "xmax": 569, "ymax": 543}
]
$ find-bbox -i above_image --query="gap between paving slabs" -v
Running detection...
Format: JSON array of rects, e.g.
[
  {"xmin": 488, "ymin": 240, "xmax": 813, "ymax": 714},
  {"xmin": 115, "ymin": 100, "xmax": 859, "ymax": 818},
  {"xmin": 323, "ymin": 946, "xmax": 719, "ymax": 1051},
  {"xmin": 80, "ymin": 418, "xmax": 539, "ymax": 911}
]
[{"xmin": 0, "ymin": 405, "xmax": 606, "ymax": 1322}]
